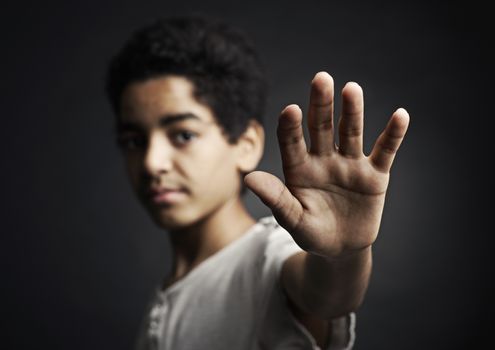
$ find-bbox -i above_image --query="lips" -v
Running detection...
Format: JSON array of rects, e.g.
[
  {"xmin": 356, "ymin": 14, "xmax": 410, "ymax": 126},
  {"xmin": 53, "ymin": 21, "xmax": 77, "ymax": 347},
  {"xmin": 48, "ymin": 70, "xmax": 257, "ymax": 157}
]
[
  {"xmin": 148, "ymin": 187, "xmax": 182, "ymax": 195},
  {"xmin": 146, "ymin": 186, "xmax": 187, "ymax": 205}
]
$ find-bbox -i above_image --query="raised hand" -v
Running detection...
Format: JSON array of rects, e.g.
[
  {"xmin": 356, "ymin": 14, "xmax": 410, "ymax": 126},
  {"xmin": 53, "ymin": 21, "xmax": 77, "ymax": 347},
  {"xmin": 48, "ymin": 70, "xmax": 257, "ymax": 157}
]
[{"xmin": 244, "ymin": 72, "xmax": 409, "ymax": 259}]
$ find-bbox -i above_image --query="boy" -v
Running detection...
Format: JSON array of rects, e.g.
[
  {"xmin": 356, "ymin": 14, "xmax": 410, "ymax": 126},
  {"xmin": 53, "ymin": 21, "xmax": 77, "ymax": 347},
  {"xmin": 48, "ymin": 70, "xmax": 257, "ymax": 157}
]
[{"xmin": 105, "ymin": 15, "xmax": 409, "ymax": 350}]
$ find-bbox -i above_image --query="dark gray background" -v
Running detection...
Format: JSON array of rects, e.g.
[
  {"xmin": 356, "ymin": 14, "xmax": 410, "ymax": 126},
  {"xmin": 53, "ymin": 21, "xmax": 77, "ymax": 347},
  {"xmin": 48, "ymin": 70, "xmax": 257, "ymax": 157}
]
[{"xmin": 2, "ymin": 0, "xmax": 492, "ymax": 349}]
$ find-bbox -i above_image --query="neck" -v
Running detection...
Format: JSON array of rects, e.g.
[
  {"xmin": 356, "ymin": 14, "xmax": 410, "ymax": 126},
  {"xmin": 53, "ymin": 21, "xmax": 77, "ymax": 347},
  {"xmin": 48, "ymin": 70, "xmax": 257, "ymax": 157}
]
[{"xmin": 165, "ymin": 195, "xmax": 256, "ymax": 286}]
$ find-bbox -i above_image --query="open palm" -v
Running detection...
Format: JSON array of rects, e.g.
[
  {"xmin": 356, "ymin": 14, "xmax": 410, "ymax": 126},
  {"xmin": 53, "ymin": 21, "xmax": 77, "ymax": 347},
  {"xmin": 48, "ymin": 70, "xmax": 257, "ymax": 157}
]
[{"xmin": 244, "ymin": 72, "xmax": 409, "ymax": 259}]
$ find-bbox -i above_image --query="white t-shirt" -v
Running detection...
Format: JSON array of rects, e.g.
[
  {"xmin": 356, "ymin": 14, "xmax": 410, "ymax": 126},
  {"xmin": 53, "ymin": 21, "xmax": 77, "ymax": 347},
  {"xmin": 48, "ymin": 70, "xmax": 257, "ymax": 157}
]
[{"xmin": 135, "ymin": 215, "xmax": 356, "ymax": 350}]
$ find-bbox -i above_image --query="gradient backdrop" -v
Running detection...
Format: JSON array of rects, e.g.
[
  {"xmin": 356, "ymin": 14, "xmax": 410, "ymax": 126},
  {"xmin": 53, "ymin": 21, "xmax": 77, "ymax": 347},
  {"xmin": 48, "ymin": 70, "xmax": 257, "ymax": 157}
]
[{"xmin": 2, "ymin": 0, "xmax": 492, "ymax": 349}]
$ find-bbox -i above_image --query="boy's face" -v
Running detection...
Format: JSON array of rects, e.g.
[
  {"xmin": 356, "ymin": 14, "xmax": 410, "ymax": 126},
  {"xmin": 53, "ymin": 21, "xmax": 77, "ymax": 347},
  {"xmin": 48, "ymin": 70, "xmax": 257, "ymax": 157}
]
[{"xmin": 117, "ymin": 75, "xmax": 245, "ymax": 229}]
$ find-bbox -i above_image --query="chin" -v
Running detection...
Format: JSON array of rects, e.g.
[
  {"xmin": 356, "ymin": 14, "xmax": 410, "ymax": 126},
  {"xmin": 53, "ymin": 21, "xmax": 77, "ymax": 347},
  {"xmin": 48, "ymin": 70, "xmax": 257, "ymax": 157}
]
[
  {"xmin": 148, "ymin": 205, "xmax": 202, "ymax": 231},
  {"xmin": 137, "ymin": 194, "xmax": 190, "ymax": 229}
]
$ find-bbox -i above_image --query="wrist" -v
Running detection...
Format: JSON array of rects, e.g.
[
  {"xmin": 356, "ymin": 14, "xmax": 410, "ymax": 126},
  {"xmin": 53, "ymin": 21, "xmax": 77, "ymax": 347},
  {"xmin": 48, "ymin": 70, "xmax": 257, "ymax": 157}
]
[{"xmin": 311, "ymin": 244, "xmax": 372, "ymax": 264}]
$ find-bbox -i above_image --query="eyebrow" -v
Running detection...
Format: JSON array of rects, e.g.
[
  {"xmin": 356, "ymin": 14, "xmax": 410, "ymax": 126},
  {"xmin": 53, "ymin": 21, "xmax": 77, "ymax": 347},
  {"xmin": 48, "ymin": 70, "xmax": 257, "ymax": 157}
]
[{"xmin": 116, "ymin": 113, "xmax": 204, "ymax": 132}]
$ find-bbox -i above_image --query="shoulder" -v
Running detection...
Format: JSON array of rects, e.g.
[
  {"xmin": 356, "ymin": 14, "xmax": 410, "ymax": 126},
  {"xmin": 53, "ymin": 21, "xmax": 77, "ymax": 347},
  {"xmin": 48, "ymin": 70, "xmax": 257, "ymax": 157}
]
[{"xmin": 258, "ymin": 215, "xmax": 305, "ymax": 274}]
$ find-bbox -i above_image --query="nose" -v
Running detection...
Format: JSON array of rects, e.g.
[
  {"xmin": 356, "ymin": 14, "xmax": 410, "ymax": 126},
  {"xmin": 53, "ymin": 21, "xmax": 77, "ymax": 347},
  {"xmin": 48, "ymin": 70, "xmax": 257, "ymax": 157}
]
[{"xmin": 143, "ymin": 131, "xmax": 174, "ymax": 176}]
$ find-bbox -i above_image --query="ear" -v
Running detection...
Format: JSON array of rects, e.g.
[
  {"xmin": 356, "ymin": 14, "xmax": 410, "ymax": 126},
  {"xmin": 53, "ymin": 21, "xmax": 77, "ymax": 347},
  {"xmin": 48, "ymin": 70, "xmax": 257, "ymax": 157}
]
[{"xmin": 234, "ymin": 119, "xmax": 265, "ymax": 173}]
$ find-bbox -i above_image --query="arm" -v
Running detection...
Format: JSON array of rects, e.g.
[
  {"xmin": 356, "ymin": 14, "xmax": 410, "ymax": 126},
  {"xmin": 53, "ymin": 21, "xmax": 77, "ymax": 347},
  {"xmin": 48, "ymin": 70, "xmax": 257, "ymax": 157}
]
[
  {"xmin": 281, "ymin": 247, "xmax": 371, "ymax": 319},
  {"xmin": 244, "ymin": 71, "xmax": 409, "ymax": 319}
]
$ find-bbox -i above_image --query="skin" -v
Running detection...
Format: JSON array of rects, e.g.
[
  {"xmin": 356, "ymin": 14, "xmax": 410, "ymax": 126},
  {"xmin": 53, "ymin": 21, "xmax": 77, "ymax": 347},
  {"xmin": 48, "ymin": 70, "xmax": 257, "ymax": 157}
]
[{"xmin": 117, "ymin": 72, "xmax": 409, "ymax": 347}]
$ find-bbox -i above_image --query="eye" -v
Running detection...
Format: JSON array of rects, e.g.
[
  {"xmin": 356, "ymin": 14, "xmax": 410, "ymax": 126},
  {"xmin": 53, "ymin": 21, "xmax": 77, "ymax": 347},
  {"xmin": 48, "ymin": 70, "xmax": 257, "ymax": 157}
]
[
  {"xmin": 116, "ymin": 134, "xmax": 147, "ymax": 151},
  {"xmin": 172, "ymin": 130, "xmax": 198, "ymax": 145}
]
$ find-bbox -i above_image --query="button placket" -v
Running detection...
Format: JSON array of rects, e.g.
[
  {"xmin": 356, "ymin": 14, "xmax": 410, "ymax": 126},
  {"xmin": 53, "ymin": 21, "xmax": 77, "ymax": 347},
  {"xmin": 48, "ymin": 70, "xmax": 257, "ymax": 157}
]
[{"xmin": 147, "ymin": 291, "xmax": 169, "ymax": 344}]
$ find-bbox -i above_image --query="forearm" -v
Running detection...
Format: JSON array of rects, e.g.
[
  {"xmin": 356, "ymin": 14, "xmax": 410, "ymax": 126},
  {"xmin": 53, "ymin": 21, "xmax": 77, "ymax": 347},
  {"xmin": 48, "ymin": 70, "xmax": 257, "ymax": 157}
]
[{"xmin": 282, "ymin": 245, "xmax": 372, "ymax": 319}]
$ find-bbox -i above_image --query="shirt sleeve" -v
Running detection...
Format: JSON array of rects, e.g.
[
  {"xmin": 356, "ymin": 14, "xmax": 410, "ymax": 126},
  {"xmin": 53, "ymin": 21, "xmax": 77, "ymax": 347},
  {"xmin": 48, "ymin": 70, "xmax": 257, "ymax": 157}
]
[{"xmin": 325, "ymin": 312, "xmax": 356, "ymax": 350}]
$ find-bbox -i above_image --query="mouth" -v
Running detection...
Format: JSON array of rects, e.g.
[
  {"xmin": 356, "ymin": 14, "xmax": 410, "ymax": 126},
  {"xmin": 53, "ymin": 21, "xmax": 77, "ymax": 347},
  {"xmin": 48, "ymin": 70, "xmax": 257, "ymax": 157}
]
[{"xmin": 145, "ymin": 187, "xmax": 188, "ymax": 206}]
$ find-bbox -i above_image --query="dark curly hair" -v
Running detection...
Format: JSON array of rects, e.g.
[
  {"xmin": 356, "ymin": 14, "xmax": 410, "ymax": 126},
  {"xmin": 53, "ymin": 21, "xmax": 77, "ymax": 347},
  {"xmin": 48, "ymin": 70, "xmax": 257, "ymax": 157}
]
[{"xmin": 105, "ymin": 14, "xmax": 268, "ymax": 143}]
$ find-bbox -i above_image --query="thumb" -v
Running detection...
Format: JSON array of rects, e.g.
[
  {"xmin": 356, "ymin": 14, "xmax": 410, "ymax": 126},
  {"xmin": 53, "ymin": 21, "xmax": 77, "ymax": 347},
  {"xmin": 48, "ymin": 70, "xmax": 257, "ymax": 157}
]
[{"xmin": 244, "ymin": 171, "xmax": 302, "ymax": 229}]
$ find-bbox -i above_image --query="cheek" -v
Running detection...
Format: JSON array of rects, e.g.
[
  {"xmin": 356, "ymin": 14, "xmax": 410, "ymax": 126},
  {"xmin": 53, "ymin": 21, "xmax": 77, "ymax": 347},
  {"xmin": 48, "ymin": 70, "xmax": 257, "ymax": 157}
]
[{"xmin": 186, "ymin": 147, "xmax": 238, "ymax": 191}]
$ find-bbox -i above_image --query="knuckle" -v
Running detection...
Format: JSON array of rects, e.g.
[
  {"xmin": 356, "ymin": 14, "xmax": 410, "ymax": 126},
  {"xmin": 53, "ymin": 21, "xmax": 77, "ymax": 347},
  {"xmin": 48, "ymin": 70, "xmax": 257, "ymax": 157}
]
[
  {"xmin": 378, "ymin": 140, "xmax": 397, "ymax": 155},
  {"xmin": 309, "ymin": 119, "xmax": 333, "ymax": 132},
  {"xmin": 272, "ymin": 187, "xmax": 287, "ymax": 212},
  {"xmin": 339, "ymin": 123, "xmax": 362, "ymax": 137}
]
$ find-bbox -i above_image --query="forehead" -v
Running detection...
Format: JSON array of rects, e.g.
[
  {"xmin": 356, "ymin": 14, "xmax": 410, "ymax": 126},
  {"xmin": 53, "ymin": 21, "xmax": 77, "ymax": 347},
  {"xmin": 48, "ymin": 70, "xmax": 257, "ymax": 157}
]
[{"xmin": 119, "ymin": 75, "xmax": 216, "ymax": 126}]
